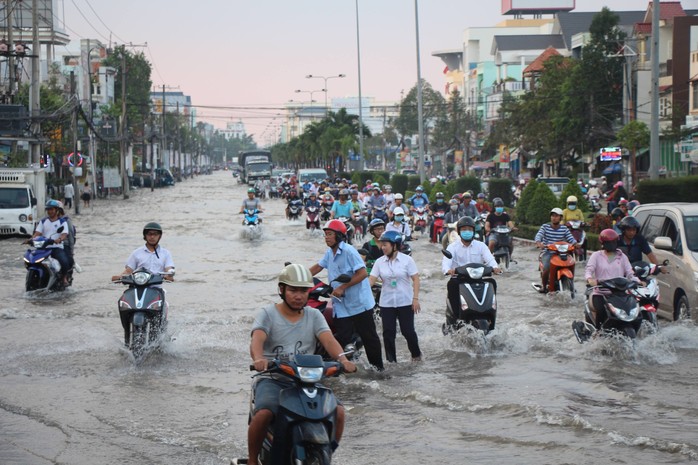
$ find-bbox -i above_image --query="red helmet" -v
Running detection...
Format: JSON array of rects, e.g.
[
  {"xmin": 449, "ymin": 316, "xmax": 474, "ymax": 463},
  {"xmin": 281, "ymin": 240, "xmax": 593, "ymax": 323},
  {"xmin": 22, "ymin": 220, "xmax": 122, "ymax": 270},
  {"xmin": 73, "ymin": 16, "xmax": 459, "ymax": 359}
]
[
  {"xmin": 599, "ymin": 228, "xmax": 619, "ymax": 243},
  {"xmin": 323, "ymin": 219, "xmax": 347, "ymax": 235}
]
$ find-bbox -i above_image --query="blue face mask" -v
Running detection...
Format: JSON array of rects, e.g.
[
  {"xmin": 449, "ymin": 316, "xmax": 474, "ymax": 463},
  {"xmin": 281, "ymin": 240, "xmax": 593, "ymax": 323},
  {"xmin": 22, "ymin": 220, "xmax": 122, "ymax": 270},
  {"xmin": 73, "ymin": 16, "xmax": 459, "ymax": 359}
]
[
  {"xmin": 495, "ymin": 207, "xmax": 504, "ymax": 214},
  {"xmin": 460, "ymin": 230, "xmax": 474, "ymax": 241},
  {"xmin": 437, "ymin": 199, "xmax": 444, "ymax": 204},
  {"xmin": 395, "ymin": 215, "xmax": 404, "ymax": 222},
  {"xmin": 568, "ymin": 204, "xmax": 577, "ymax": 210}
]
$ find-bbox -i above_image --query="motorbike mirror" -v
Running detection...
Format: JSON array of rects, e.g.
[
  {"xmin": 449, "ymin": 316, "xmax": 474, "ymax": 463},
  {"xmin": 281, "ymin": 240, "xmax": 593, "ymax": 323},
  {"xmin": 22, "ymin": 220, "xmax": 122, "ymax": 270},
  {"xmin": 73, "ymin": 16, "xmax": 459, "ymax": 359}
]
[
  {"xmin": 441, "ymin": 249, "xmax": 453, "ymax": 259},
  {"xmin": 662, "ymin": 259, "xmax": 670, "ymax": 266},
  {"xmin": 335, "ymin": 274, "xmax": 352, "ymax": 284}
]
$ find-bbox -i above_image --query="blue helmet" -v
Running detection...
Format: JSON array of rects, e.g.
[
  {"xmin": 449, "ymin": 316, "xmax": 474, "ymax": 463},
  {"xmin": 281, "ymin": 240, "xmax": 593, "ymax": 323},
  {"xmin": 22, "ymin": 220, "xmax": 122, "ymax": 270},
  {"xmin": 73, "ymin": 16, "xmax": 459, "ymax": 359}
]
[
  {"xmin": 45, "ymin": 199, "xmax": 61, "ymax": 209},
  {"xmin": 369, "ymin": 218, "xmax": 386, "ymax": 233},
  {"xmin": 378, "ymin": 230, "xmax": 404, "ymax": 247}
]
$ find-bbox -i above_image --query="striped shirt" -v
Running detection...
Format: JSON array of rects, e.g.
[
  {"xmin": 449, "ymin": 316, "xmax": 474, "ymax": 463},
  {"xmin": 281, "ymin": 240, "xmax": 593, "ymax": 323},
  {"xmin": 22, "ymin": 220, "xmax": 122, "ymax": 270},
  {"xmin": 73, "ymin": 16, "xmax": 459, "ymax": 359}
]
[{"xmin": 534, "ymin": 223, "xmax": 577, "ymax": 245}]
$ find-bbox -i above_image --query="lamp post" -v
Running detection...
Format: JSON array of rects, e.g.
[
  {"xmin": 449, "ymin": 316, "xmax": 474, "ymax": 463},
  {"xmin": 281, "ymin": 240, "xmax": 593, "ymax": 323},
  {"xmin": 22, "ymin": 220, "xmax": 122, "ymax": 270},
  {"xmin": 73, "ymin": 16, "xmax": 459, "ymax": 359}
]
[
  {"xmin": 414, "ymin": 0, "xmax": 426, "ymax": 183},
  {"xmin": 86, "ymin": 42, "xmax": 104, "ymax": 204},
  {"xmin": 305, "ymin": 74, "xmax": 346, "ymax": 115},
  {"xmin": 354, "ymin": 0, "xmax": 364, "ymax": 171},
  {"xmin": 294, "ymin": 89, "xmax": 325, "ymax": 106}
]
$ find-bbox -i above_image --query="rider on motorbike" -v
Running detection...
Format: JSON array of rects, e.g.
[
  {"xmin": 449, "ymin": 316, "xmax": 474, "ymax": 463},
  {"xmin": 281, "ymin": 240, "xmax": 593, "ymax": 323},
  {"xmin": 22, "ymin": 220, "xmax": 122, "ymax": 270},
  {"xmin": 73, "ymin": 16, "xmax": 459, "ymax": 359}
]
[
  {"xmin": 383, "ymin": 185, "xmax": 395, "ymax": 208},
  {"xmin": 248, "ymin": 264, "xmax": 357, "ymax": 465},
  {"xmin": 385, "ymin": 206, "xmax": 412, "ymax": 239},
  {"xmin": 304, "ymin": 192, "xmax": 321, "ymax": 210},
  {"xmin": 407, "ymin": 186, "xmax": 429, "ymax": 211},
  {"xmin": 584, "ymin": 229, "xmax": 640, "ymax": 329},
  {"xmin": 349, "ymin": 189, "xmax": 368, "ymax": 235},
  {"xmin": 362, "ymin": 219, "xmax": 386, "ymax": 274},
  {"xmin": 32, "ymin": 199, "xmax": 72, "ymax": 286},
  {"xmin": 475, "ymin": 193, "xmax": 491, "ymax": 215},
  {"xmin": 112, "ymin": 222, "xmax": 175, "ymax": 344},
  {"xmin": 442, "ymin": 217, "xmax": 501, "ymax": 318},
  {"xmin": 459, "ymin": 192, "xmax": 479, "ymax": 219},
  {"xmin": 534, "ymin": 208, "xmax": 577, "ymax": 292},
  {"xmin": 365, "ymin": 185, "xmax": 387, "ymax": 214},
  {"xmin": 616, "ymin": 216, "xmax": 666, "ymax": 268},
  {"xmin": 330, "ymin": 189, "xmax": 353, "ymax": 219},
  {"xmin": 240, "ymin": 187, "xmax": 264, "ymax": 215},
  {"xmin": 388, "ymin": 193, "xmax": 405, "ymax": 219},
  {"xmin": 285, "ymin": 189, "xmax": 303, "ymax": 219},
  {"xmin": 562, "ymin": 195, "xmax": 584, "ymax": 223},
  {"xmin": 485, "ymin": 198, "xmax": 515, "ymax": 254},
  {"xmin": 428, "ymin": 192, "xmax": 449, "ymax": 243}
]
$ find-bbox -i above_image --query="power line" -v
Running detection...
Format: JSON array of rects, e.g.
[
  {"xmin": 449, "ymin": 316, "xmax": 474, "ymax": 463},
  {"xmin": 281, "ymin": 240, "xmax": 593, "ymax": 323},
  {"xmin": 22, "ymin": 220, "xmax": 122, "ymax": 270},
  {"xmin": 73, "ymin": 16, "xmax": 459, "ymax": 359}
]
[
  {"xmin": 69, "ymin": 0, "xmax": 110, "ymax": 43},
  {"xmin": 81, "ymin": 0, "xmax": 128, "ymax": 44}
]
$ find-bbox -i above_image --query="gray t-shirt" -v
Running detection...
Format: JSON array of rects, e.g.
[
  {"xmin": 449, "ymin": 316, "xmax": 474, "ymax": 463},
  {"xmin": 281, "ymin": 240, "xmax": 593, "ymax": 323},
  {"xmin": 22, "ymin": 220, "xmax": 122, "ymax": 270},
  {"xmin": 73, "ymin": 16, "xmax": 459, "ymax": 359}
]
[
  {"xmin": 251, "ymin": 304, "xmax": 330, "ymax": 359},
  {"xmin": 241, "ymin": 198, "xmax": 262, "ymax": 211}
]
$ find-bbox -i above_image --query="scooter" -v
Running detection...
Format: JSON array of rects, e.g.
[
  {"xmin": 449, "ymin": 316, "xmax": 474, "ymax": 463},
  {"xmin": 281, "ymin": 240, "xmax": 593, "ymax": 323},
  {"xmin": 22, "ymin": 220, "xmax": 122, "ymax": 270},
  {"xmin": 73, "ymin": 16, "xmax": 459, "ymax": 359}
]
[
  {"xmin": 532, "ymin": 242, "xmax": 576, "ymax": 297},
  {"xmin": 23, "ymin": 237, "xmax": 73, "ymax": 292},
  {"xmin": 112, "ymin": 267, "xmax": 173, "ymax": 361},
  {"xmin": 431, "ymin": 211, "xmax": 446, "ymax": 243},
  {"xmin": 588, "ymin": 195, "xmax": 602, "ymax": 213},
  {"xmin": 337, "ymin": 216, "xmax": 355, "ymax": 245},
  {"xmin": 233, "ymin": 354, "xmax": 349, "ymax": 465},
  {"xmin": 490, "ymin": 225, "xmax": 513, "ymax": 270},
  {"xmin": 475, "ymin": 213, "xmax": 488, "ymax": 241},
  {"xmin": 242, "ymin": 209, "xmax": 263, "ymax": 239},
  {"xmin": 572, "ymin": 277, "xmax": 643, "ymax": 343},
  {"xmin": 287, "ymin": 199, "xmax": 303, "ymax": 220},
  {"xmin": 320, "ymin": 203, "xmax": 333, "ymax": 222},
  {"xmin": 441, "ymin": 250, "xmax": 498, "ymax": 335},
  {"xmin": 412, "ymin": 206, "xmax": 428, "ymax": 235},
  {"xmin": 305, "ymin": 206, "xmax": 320, "ymax": 230},
  {"xmin": 371, "ymin": 206, "xmax": 389, "ymax": 224},
  {"xmin": 441, "ymin": 222, "xmax": 458, "ymax": 249},
  {"xmin": 566, "ymin": 220, "xmax": 587, "ymax": 261},
  {"xmin": 630, "ymin": 260, "xmax": 668, "ymax": 331}
]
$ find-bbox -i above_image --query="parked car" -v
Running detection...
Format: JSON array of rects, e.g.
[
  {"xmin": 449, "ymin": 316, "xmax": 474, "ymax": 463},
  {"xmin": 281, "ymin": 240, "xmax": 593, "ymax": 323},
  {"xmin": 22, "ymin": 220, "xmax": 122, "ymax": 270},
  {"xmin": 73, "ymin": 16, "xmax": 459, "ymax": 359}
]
[{"xmin": 632, "ymin": 203, "xmax": 698, "ymax": 322}]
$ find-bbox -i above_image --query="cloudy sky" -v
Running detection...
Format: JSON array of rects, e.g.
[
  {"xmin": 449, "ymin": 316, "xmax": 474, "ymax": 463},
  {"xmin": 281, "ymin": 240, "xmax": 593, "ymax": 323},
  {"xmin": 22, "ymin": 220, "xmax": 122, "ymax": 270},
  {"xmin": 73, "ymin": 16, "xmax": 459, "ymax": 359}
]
[{"xmin": 57, "ymin": 0, "xmax": 681, "ymax": 141}]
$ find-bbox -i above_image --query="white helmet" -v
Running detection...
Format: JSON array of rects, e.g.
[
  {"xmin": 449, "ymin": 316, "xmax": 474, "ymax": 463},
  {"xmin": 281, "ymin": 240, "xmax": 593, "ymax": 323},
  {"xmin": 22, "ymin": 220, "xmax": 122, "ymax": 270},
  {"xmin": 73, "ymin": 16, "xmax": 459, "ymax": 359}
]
[
  {"xmin": 550, "ymin": 207, "xmax": 564, "ymax": 216},
  {"xmin": 394, "ymin": 193, "xmax": 403, "ymax": 200},
  {"xmin": 566, "ymin": 195, "xmax": 578, "ymax": 203},
  {"xmin": 393, "ymin": 207, "xmax": 405, "ymax": 216}
]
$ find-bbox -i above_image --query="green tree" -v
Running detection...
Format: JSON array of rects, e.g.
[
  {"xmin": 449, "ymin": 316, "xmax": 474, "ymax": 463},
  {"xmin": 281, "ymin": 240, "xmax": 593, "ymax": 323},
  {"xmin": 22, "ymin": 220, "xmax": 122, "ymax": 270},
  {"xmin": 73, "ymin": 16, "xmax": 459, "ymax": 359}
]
[
  {"xmin": 394, "ymin": 80, "xmax": 446, "ymax": 154},
  {"xmin": 526, "ymin": 183, "xmax": 559, "ymax": 226},
  {"xmin": 515, "ymin": 180, "xmax": 540, "ymax": 223},
  {"xmin": 559, "ymin": 180, "xmax": 590, "ymax": 214},
  {"xmin": 101, "ymin": 46, "xmax": 153, "ymax": 132}
]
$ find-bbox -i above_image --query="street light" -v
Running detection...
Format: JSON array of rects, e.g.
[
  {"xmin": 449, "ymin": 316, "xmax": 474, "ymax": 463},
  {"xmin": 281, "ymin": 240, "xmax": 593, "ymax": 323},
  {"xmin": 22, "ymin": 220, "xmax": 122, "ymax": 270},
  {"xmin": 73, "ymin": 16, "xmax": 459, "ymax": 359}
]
[
  {"xmin": 294, "ymin": 89, "xmax": 325, "ymax": 106},
  {"xmin": 305, "ymin": 74, "xmax": 345, "ymax": 114}
]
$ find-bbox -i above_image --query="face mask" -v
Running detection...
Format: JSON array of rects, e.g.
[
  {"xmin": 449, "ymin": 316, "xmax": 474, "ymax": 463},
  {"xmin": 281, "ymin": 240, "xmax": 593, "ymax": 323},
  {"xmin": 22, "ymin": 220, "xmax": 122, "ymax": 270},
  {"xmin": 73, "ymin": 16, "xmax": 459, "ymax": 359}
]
[
  {"xmin": 450, "ymin": 205, "xmax": 458, "ymax": 212},
  {"xmin": 460, "ymin": 230, "xmax": 474, "ymax": 241},
  {"xmin": 437, "ymin": 199, "xmax": 444, "ymax": 204},
  {"xmin": 495, "ymin": 207, "xmax": 504, "ymax": 214},
  {"xmin": 568, "ymin": 204, "xmax": 577, "ymax": 210},
  {"xmin": 602, "ymin": 241, "xmax": 618, "ymax": 252},
  {"xmin": 395, "ymin": 215, "xmax": 404, "ymax": 222}
]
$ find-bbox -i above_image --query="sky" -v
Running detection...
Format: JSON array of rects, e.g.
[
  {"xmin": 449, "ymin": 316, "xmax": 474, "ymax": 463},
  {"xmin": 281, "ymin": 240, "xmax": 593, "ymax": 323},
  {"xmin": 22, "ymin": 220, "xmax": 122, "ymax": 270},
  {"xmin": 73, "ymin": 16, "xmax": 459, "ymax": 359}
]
[{"xmin": 57, "ymin": 0, "xmax": 698, "ymax": 144}]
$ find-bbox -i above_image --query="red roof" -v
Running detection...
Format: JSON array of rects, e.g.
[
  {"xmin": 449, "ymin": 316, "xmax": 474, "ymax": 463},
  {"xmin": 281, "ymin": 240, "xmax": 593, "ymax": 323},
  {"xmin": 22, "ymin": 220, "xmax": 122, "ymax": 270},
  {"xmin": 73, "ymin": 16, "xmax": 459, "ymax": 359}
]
[
  {"xmin": 644, "ymin": 1, "xmax": 686, "ymax": 23},
  {"xmin": 659, "ymin": 84, "xmax": 673, "ymax": 93},
  {"xmin": 634, "ymin": 22, "xmax": 652, "ymax": 35},
  {"xmin": 523, "ymin": 47, "xmax": 562, "ymax": 75}
]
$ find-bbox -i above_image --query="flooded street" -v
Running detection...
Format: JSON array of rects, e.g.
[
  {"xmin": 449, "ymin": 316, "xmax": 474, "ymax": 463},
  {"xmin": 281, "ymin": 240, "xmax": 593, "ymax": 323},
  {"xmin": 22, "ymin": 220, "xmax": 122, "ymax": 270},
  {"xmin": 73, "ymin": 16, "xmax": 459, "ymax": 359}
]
[{"xmin": 1, "ymin": 171, "xmax": 698, "ymax": 464}]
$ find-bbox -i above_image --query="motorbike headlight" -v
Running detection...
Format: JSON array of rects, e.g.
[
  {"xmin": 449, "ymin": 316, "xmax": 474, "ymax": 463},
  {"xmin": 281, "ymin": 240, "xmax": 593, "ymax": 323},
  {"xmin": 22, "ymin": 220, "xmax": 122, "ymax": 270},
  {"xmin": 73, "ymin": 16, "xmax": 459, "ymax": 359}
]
[
  {"xmin": 33, "ymin": 240, "xmax": 45, "ymax": 248},
  {"xmin": 133, "ymin": 271, "xmax": 151, "ymax": 286},
  {"xmin": 556, "ymin": 244, "xmax": 569, "ymax": 253},
  {"xmin": 35, "ymin": 256, "xmax": 45, "ymax": 263},
  {"xmin": 607, "ymin": 303, "xmax": 639, "ymax": 322},
  {"xmin": 459, "ymin": 294, "xmax": 468, "ymax": 310},
  {"xmin": 466, "ymin": 267, "xmax": 484, "ymax": 279},
  {"xmin": 298, "ymin": 366, "xmax": 324, "ymax": 383}
]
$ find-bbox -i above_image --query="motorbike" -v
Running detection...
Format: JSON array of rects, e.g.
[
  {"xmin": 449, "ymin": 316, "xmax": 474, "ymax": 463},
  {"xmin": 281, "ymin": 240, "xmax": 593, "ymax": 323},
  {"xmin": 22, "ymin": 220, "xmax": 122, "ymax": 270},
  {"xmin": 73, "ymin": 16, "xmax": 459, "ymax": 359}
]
[
  {"xmin": 431, "ymin": 211, "xmax": 446, "ymax": 243},
  {"xmin": 441, "ymin": 250, "xmax": 498, "ymax": 335},
  {"xmin": 320, "ymin": 204, "xmax": 333, "ymax": 222},
  {"xmin": 490, "ymin": 225, "xmax": 513, "ymax": 270},
  {"xmin": 411, "ymin": 206, "xmax": 429, "ymax": 235},
  {"xmin": 287, "ymin": 199, "xmax": 303, "ymax": 220},
  {"xmin": 531, "ymin": 241, "xmax": 576, "ymax": 297},
  {"xmin": 337, "ymin": 216, "xmax": 355, "ymax": 245},
  {"xmin": 475, "ymin": 213, "xmax": 488, "ymax": 241},
  {"xmin": 371, "ymin": 206, "xmax": 389, "ymax": 224},
  {"xmin": 23, "ymin": 237, "xmax": 73, "ymax": 292},
  {"xmin": 441, "ymin": 222, "xmax": 458, "ymax": 249},
  {"xmin": 588, "ymin": 195, "xmax": 602, "ymax": 213},
  {"xmin": 572, "ymin": 277, "xmax": 643, "ymax": 343},
  {"xmin": 566, "ymin": 220, "xmax": 587, "ymax": 261},
  {"xmin": 242, "ymin": 209, "xmax": 263, "ymax": 239},
  {"xmin": 306, "ymin": 206, "xmax": 321, "ymax": 230},
  {"xmin": 351, "ymin": 209, "xmax": 367, "ymax": 243},
  {"xmin": 630, "ymin": 260, "xmax": 668, "ymax": 332},
  {"xmin": 113, "ymin": 267, "xmax": 173, "ymax": 360},
  {"xmin": 233, "ymin": 354, "xmax": 349, "ymax": 465}
]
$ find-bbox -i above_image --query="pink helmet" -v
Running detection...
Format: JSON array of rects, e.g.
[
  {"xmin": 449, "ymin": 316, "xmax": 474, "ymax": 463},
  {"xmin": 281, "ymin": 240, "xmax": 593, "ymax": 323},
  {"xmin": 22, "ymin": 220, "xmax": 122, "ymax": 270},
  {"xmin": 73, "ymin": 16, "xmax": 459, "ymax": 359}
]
[{"xmin": 614, "ymin": 181, "xmax": 624, "ymax": 188}]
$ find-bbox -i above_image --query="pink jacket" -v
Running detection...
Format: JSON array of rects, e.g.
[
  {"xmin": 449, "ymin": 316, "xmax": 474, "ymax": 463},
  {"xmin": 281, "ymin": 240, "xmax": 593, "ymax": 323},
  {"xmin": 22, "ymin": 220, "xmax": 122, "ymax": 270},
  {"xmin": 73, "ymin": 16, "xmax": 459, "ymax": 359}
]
[{"xmin": 585, "ymin": 250, "xmax": 638, "ymax": 295}]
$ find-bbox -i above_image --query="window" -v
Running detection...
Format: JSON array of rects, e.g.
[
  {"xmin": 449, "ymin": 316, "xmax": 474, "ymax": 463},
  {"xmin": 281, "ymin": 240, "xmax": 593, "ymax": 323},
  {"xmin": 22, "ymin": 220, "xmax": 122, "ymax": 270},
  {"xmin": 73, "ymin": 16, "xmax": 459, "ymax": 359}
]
[
  {"xmin": 642, "ymin": 214, "xmax": 665, "ymax": 243},
  {"xmin": 693, "ymin": 83, "xmax": 698, "ymax": 110},
  {"xmin": 683, "ymin": 215, "xmax": 698, "ymax": 252},
  {"xmin": 663, "ymin": 216, "xmax": 681, "ymax": 255}
]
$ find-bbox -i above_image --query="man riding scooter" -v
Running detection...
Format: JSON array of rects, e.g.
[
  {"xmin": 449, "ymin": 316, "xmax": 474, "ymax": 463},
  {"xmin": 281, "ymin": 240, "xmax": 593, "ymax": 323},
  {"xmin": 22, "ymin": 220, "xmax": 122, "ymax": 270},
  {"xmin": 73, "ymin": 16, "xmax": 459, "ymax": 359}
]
[{"xmin": 533, "ymin": 208, "xmax": 577, "ymax": 293}]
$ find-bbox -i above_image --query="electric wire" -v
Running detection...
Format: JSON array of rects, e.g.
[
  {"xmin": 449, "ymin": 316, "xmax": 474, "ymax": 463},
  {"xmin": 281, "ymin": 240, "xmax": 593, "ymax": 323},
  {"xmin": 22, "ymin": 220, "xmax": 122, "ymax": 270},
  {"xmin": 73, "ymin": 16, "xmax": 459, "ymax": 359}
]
[{"xmin": 69, "ymin": 0, "xmax": 110, "ymax": 43}]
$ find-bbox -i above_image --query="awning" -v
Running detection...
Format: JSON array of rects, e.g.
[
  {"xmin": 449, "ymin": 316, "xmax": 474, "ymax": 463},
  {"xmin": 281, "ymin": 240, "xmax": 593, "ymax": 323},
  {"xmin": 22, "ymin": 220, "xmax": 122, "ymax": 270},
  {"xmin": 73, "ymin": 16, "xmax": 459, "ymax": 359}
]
[
  {"xmin": 602, "ymin": 162, "xmax": 623, "ymax": 175},
  {"xmin": 470, "ymin": 161, "xmax": 494, "ymax": 170}
]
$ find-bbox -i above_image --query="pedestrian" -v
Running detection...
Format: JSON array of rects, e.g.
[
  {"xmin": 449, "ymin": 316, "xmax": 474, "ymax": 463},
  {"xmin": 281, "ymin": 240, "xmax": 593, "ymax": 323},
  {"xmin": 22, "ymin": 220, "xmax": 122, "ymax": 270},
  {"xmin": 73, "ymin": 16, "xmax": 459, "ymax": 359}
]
[
  {"xmin": 368, "ymin": 231, "xmax": 422, "ymax": 363},
  {"xmin": 81, "ymin": 182, "xmax": 92, "ymax": 208},
  {"xmin": 309, "ymin": 219, "xmax": 384, "ymax": 371},
  {"xmin": 63, "ymin": 182, "xmax": 74, "ymax": 210}
]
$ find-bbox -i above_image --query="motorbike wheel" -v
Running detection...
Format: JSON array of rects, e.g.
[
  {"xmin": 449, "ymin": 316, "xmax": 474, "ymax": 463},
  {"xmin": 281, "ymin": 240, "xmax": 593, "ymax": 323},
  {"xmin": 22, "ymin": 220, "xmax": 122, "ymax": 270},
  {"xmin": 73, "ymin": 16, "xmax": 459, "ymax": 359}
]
[
  {"xmin": 621, "ymin": 326, "xmax": 637, "ymax": 339},
  {"xmin": 130, "ymin": 324, "xmax": 148, "ymax": 360},
  {"xmin": 299, "ymin": 444, "xmax": 332, "ymax": 465},
  {"xmin": 25, "ymin": 269, "xmax": 42, "ymax": 291},
  {"xmin": 559, "ymin": 277, "xmax": 574, "ymax": 298},
  {"xmin": 472, "ymin": 319, "xmax": 490, "ymax": 334},
  {"xmin": 674, "ymin": 294, "xmax": 691, "ymax": 321}
]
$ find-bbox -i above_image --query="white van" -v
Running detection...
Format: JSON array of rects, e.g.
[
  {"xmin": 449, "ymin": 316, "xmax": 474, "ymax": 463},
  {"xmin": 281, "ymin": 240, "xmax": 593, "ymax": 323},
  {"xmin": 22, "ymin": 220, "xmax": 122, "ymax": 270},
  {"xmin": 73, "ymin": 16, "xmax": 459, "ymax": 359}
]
[
  {"xmin": 298, "ymin": 169, "xmax": 328, "ymax": 183},
  {"xmin": 0, "ymin": 168, "xmax": 44, "ymax": 236}
]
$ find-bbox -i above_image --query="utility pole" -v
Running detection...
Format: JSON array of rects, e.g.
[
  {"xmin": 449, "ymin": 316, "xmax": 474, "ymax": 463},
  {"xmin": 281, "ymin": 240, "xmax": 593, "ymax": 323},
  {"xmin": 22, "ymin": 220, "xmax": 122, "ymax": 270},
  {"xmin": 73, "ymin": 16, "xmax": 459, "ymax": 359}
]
[
  {"xmin": 70, "ymin": 72, "xmax": 79, "ymax": 214},
  {"xmin": 176, "ymin": 101, "xmax": 182, "ymax": 179},
  {"xmin": 414, "ymin": 0, "xmax": 426, "ymax": 183},
  {"xmin": 119, "ymin": 48, "xmax": 129, "ymax": 199},
  {"xmin": 649, "ymin": 0, "xmax": 660, "ymax": 180},
  {"xmin": 29, "ymin": 0, "xmax": 40, "ymax": 165},
  {"xmin": 7, "ymin": 0, "xmax": 14, "ymax": 103}
]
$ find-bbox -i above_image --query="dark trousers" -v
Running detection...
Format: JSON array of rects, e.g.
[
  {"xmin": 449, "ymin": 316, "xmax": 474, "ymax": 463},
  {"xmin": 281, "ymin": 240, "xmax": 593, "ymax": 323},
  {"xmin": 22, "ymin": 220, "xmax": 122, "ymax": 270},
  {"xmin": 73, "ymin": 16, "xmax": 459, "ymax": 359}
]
[
  {"xmin": 64, "ymin": 197, "xmax": 72, "ymax": 209},
  {"xmin": 381, "ymin": 305, "xmax": 421, "ymax": 362},
  {"xmin": 447, "ymin": 277, "xmax": 463, "ymax": 316},
  {"xmin": 334, "ymin": 309, "xmax": 384, "ymax": 370},
  {"xmin": 50, "ymin": 248, "xmax": 71, "ymax": 275}
]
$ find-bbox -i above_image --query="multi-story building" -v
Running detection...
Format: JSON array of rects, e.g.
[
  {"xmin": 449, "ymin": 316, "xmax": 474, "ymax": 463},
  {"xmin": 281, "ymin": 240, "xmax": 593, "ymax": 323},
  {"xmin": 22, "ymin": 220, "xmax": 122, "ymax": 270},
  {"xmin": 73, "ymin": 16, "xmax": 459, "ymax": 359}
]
[{"xmin": 219, "ymin": 120, "xmax": 246, "ymax": 140}]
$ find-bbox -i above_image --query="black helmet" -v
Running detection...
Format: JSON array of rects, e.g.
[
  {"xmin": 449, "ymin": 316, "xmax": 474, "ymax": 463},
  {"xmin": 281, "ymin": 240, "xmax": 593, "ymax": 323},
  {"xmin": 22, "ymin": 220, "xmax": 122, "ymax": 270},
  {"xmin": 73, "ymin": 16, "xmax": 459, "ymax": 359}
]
[
  {"xmin": 456, "ymin": 216, "xmax": 476, "ymax": 231},
  {"xmin": 435, "ymin": 192, "xmax": 444, "ymax": 199},
  {"xmin": 143, "ymin": 222, "xmax": 163, "ymax": 240},
  {"xmin": 618, "ymin": 216, "xmax": 640, "ymax": 231},
  {"xmin": 610, "ymin": 208, "xmax": 624, "ymax": 220},
  {"xmin": 493, "ymin": 197, "xmax": 504, "ymax": 207}
]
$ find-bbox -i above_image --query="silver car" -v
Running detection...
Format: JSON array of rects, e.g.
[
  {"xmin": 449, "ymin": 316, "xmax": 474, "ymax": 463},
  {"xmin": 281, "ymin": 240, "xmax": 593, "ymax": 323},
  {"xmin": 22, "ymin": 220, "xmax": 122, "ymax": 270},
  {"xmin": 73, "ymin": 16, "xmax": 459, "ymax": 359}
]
[{"xmin": 632, "ymin": 203, "xmax": 698, "ymax": 322}]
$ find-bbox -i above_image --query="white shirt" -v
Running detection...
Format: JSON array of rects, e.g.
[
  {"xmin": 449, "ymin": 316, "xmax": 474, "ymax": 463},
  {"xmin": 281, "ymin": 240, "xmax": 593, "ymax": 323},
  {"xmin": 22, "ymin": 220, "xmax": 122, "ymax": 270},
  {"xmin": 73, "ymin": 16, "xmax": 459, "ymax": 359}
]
[
  {"xmin": 35, "ymin": 217, "xmax": 67, "ymax": 249},
  {"xmin": 64, "ymin": 184, "xmax": 74, "ymax": 198},
  {"xmin": 386, "ymin": 220, "xmax": 411, "ymax": 238},
  {"xmin": 442, "ymin": 239, "xmax": 497, "ymax": 274},
  {"xmin": 370, "ymin": 252, "xmax": 418, "ymax": 307},
  {"xmin": 125, "ymin": 245, "xmax": 175, "ymax": 275}
]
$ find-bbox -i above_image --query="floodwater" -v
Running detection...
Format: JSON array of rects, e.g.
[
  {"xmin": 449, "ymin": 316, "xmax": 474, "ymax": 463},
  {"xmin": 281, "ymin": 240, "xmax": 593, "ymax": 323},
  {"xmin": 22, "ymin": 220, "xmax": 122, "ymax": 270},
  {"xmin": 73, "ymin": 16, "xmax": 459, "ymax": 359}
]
[{"xmin": 1, "ymin": 171, "xmax": 697, "ymax": 464}]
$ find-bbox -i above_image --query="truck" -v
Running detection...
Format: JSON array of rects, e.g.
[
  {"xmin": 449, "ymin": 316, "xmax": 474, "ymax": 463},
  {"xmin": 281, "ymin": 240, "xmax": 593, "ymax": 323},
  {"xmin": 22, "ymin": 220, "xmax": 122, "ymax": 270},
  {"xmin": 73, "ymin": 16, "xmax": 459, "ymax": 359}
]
[
  {"xmin": 239, "ymin": 150, "xmax": 272, "ymax": 185},
  {"xmin": 0, "ymin": 166, "xmax": 46, "ymax": 237}
]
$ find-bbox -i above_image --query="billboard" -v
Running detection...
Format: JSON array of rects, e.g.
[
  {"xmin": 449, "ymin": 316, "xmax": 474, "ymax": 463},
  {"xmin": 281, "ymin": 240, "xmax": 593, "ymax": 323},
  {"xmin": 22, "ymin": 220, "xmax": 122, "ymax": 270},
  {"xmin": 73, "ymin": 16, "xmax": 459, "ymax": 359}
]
[
  {"xmin": 502, "ymin": 0, "xmax": 575, "ymax": 15},
  {"xmin": 599, "ymin": 147, "xmax": 622, "ymax": 162}
]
